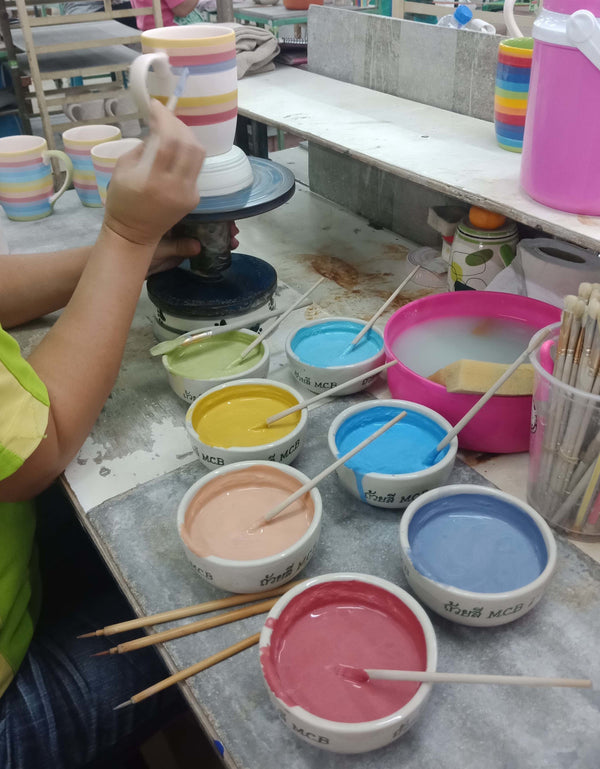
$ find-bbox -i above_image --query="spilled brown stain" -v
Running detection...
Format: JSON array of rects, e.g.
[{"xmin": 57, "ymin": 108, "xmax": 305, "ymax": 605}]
[
  {"xmin": 308, "ymin": 254, "xmax": 362, "ymax": 291},
  {"xmin": 304, "ymin": 305, "xmax": 322, "ymax": 320},
  {"xmin": 381, "ymin": 243, "xmax": 410, "ymax": 259}
]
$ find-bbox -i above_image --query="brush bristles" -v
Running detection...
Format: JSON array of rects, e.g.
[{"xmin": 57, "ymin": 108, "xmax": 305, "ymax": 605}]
[
  {"xmin": 588, "ymin": 298, "xmax": 600, "ymax": 322},
  {"xmin": 573, "ymin": 298, "xmax": 587, "ymax": 319},
  {"xmin": 579, "ymin": 282, "xmax": 593, "ymax": 301},
  {"xmin": 564, "ymin": 294, "xmax": 579, "ymax": 314}
]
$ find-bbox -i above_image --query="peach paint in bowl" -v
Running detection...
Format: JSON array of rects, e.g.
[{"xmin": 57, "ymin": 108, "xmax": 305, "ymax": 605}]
[
  {"xmin": 177, "ymin": 461, "xmax": 322, "ymax": 593},
  {"xmin": 259, "ymin": 573, "xmax": 437, "ymax": 753}
]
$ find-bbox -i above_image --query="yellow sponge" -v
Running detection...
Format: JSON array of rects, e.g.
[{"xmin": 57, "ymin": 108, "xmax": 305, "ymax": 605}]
[{"xmin": 428, "ymin": 359, "xmax": 534, "ymax": 396}]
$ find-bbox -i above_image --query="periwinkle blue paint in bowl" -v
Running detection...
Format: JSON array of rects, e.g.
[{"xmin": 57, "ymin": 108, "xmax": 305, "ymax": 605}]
[
  {"xmin": 408, "ymin": 493, "xmax": 548, "ymax": 593},
  {"xmin": 290, "ymin": 319, "xmax": 383, "ymax": 367},
  {"xmin": 399, "ymin": 485, "xmax": 557, "ymax": 626}
]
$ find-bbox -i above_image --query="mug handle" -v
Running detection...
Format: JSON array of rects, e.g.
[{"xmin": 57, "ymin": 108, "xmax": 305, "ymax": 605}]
[
  {"xmin": 65, "ymin": 104, "xmax": 82, "ymax": 122},
  {"xmin": 129, "ymin": 52, "xmax": 172, "ymax": 121},
  {"xmin": 43, "ymin": 150, "xmax": 74, "ymax": 207},
  {"xmin": 104, "ymin": 97, "xmax": 119, "ymax": 117}
]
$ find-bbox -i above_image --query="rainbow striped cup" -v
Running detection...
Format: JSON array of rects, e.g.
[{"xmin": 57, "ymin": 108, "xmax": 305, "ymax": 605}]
[
  {"xmin": 129, "ymin": 24, "xmax": 237, "ymax": 158},
  {"xmin": 494, "ymin": 38, "xmax": 534, "ymax": 153},
  {"xmin": 63, "ymin": 124, "xmax": 122, "ymax": 207},
  {"xmin": 0, "ymin": 135, "xmax": 73, "ymax": 221},
  {"xmin": 91, "ymin": 138, "xmax": 143, "ymax": 205}
]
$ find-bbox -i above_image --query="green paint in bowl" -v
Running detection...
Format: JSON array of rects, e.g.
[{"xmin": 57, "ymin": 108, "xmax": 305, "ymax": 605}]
[{"xmin": 164, "ymin": 330, "xmax": 265, "ymax": 380}]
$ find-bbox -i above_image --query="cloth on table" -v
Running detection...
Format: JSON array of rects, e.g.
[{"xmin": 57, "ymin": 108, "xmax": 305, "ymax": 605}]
[{"xmin": 221, "ymin": 22, "xmax": 280, "ymax": 78}]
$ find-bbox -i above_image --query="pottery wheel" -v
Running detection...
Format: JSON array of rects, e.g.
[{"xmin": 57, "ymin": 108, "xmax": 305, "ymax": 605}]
[
  {"xmin": 147, "ymin": 253, "xmax": 277, "ymax": 319},
  {"xmin": 183, "ymin": 157, "xmax": 296, "ymax": 221}
]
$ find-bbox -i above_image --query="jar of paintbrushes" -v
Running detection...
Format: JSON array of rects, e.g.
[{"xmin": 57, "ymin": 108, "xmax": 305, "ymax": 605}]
[{"xmin": 528, "ymin": 284, "xmax": 600, "ymax": 540}]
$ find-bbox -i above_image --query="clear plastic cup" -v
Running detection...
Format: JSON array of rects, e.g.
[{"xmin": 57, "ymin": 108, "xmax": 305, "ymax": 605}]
[{"xmin": 528, "ymin": 323, "xmax": 600, "ymax": 540}]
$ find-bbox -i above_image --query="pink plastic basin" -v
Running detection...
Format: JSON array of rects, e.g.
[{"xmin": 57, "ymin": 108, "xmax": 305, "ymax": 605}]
[{"xmin": 383, "ymin": 292, "xmax": 560, "ymax": 453}]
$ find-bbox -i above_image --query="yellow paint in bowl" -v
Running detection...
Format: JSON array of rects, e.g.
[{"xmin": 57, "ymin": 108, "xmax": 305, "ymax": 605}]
[
  {"xmin": 164, "ymin": 330, "xmax": 264, "ymax": 379},
  {"xmin": 191, "ymin": 383, "xmax": 301, "ymax": 448}
]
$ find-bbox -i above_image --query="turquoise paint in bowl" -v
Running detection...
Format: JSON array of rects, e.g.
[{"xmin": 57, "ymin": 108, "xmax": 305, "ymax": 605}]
[{"xmin": 286, "ymin": 317, "xmax": 386, "ymax": 395}]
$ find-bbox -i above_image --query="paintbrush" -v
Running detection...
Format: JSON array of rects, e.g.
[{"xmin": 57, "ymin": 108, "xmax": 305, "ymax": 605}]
[
  {"xmin": 264, "ymin": 360, "xmax": 398, "ymax": 426},
  {"xmin": 149, "ymin": 303, "xmax": 311, "ymax": 357},
  {"xmin": 93, "ymin": 597, "xmax": 277, "ymax": 657},
  {"xmin": 428, "ymin": 327, "xmax": 552, "ymax": 464},
  {"xmin": 255, "ymin": 411, "xmax": 407, "ymax": 528},
  {"xmin": 344, "ymin": 265, "xmax": 420, "ymax": 351},
  {"xmin": 78, "ymin": 579, "xmax": 306, "ymax": 638},
  {"xmin": 137, "ymin": 67, "xmax": 190, "ymax": 183},
  {"xmin": 225, "ymin": 277, "xmax": 325, "ymax": 369},
  {"xmin": 114, "ymin": 632, "xmax": 260, "ymax": 709},
  {"xmin": 335, "ymin": 664, "xmax": 592, "ymax": 689}
]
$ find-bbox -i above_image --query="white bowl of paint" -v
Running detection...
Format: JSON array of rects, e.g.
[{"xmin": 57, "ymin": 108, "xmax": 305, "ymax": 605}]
[
  {"xmin": 177, "ymin": 461, "xmax": 321, "ymax": 593},
  {"xmin": 399, "ymin": 485, "xmax": 557, "ymax": 627},
  {"xmin": 259, "ymin": 572, "xmax": 437, "ymax": 753},
  {"xmin": 162, "ymin": 329, "xmax": 270, "ymax": 404},
  {"xmin": 185, "ymin": 378, "xmax": 307, "ymax": 470},
  {"xmin": 328, "ymin": 400, "xmax": 457, "ymax": 509},
  {"xmin": 286, "ymin": 318, "xmax": 386, "ymax": 395}
]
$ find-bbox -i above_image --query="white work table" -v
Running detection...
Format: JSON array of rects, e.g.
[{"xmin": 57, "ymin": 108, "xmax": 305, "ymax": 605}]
[
  {"xmin": 6, "ymin": 151, "xmax": 600, "ymax": 768},
  {"xmin": 237, "ymin": 66, "xmax": 600, "ymax": 253}
]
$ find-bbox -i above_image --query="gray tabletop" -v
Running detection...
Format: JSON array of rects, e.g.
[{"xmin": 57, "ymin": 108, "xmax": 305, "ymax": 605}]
[{"xmin": 4, "ymin": 190, "xmax": 600, "ymax": 769}]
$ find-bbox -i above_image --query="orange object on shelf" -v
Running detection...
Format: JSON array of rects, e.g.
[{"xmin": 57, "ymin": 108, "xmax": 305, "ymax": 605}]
[
  {"xmin": 283, "ymin": 0, "xmax": 323, "ymax": 9},
  {"xmin": 468, "ymin": 206, "xmax": 507, "ymax": 230}
]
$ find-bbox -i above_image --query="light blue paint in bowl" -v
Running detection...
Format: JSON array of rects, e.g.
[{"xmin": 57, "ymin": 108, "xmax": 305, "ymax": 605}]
[{"xmin": 290, "ymin": 320, "xmax": 383, "ymax": 367}]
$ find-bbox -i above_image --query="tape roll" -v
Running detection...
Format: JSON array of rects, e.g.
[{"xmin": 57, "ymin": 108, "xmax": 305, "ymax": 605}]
[{"xmin": 517, "ymin": 238, "xmax": 600, "ymax": 306}]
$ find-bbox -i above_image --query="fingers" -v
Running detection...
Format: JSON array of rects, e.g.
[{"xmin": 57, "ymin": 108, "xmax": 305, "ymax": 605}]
[{"xmin": 148, "ymin": 99, "xmax": 205, "ymax": 182}]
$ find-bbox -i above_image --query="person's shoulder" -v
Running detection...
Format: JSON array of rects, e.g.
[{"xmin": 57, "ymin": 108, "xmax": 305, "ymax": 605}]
[{"xmin": 0, "ymin": 324, "xmax": 49, "ymax": 482}]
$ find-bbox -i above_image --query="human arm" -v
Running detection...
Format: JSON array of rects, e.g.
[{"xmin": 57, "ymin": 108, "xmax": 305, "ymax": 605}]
[
  {"xmin": 0, "ymin": 238, "xmax": 204, "ymax": 329},
  {"xmin": 171, "ymin": 0, "xmax": 198, "ymax": 18},
  {"xmin": 0, "ymin": 101, "xmax": 205, "ymax": 502}
]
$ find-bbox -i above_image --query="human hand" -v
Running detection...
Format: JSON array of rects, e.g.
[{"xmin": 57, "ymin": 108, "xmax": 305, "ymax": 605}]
[
  {"xmin": 147, "ymin": 222, "xmax": 240, "ymax": 276},
  {"xmin": 103, "ymin": 101, "xmax": 205, "ymax": 249}
]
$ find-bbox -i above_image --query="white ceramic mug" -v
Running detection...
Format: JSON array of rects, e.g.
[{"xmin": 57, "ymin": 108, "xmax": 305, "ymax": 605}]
[
  {"xmin": 91, "ymin": 137, "xmax": 143, "ymax": 205},
  {"xmin": 64, "ymin": 98, "xmax": 106, "ymax": 123},
  {"xmin": 104, "ymin": 94, "xmax": 142, "ymax": 138},
  {"xmin": 63, "ymin": 124, "xmax": 122, "ymax": 207},
  {"xmin": 0, "ymin": 135, "xmax": 73, "ymax": 221},
  {"xmin": 129, "ymin": 24, "xmax": 238, "ymax": 157}
]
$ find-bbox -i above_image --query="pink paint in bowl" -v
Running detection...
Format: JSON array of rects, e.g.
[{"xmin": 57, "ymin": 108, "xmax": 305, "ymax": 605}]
[
  {"xmin": 384, "ymin": 292, "xmax": 560, "ymax": 453},
  {"xmin": 259, "ymin": 573, "xmax": 437, "ymax": 753}
]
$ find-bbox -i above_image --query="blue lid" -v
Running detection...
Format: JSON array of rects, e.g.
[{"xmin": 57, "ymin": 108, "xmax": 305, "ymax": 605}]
[{"xmin": 454, "ymin": 5, "xmax": 473, "ymax": 24}]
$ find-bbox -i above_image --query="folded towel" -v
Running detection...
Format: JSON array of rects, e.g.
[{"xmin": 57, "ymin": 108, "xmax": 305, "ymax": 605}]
[{"xmin": 221, "ymin": 22, "xmax": 280, "ymax": 78}]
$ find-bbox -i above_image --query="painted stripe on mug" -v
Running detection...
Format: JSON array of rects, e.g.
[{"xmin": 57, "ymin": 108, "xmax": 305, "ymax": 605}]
[
  {"xmin": 154, "ymin": 90, "xmax": 237, "ymax": 107},
  {"xmin": 0, "ymin": 189, "xmax": 54, "ymax": 204},
  {"xmin": 174, "ymin": 100, "xmax": 237, "ymax": 117},
  {"xmin": 167, "ymin": 49, "xmax": 236, "ymax": 66},
  {"xmin": 74, "ymin": 179, "xmax": 98, "ymax": 190},
  {"xmin": 142, "ymin": 31, "xmax": 235, "ymax": 50},
  {"xmin": 494, "ymin": 94, "xmax": 528, "ymax": 109},
  {"xmin": 0, "ymin": 157, "xmax": 45, "ymax": 168},
  {"xmin": 170, "ymin": 59, "xmax": 237, "ymax": 74},
  {"xmin": 495, "ymin": 122, "xmax": 525, "ymax": 139},
  {"xmin": 178, "ymin": 108, "xmax": 238, "ymax": 127},
  {"xmin": 498, "ymin": 52, "xmax": 532, "ymax": 68},
  {"xmin": 0, "ymin": 168, "xmax": 52, "ymax": 184},
  {"xmin": 497, "ymin": 136, "xmax": 523, "ymax": 149},
  {"xmin": 64, "ymin": 146, "xmax": 96, "ymax": 157},
  {"xmin": 494, "ymin": 110, "xmax": 526, "ymax": 126},
  {"xmin": 0, "ymin": 184, "xmax": 53, "ymax": 199},
  {"xmin": 0, "ymin": 178, "xmax": 53, "ymax": 193},
  {"xmin": 494, "ymin": 102, "xmax": 527, "ymax": 117},
  {"xmin": 496, "ymin": 65, "xmax": 531, "ymax": 83},
  {"xmin": 495, "ymin": 80, "xmax": 529, "ymax": 94}
]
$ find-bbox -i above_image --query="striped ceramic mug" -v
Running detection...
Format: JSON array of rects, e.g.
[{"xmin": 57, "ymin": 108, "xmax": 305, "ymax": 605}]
[
  {"xmin": 494, "ymin": 38, "xmax": 534, "ymax": 153},
  {"xmin": 63, "ymin": 124, "xmax": 122, "ymax": 207},
  {"xmin": 0, "ymin": 135, "xmax": 73, "ymax": 221},
  {"xmin": 129, "ymin": 24, "xmax": 237, "ymax": 157},
  {"xmin": 91, "ymin": 138, "xmax": 143, "ymax": 205}
]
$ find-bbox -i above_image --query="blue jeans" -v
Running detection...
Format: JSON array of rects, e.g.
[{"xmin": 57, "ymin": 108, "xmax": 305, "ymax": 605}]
[{"xmin": 0, "ymin": 486, "xmax": 184, "ymax": 769}]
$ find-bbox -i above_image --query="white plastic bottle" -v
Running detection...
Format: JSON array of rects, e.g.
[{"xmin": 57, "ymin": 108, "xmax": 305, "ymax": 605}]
[{"xmin": 437, "ymin": 5, "xmax": 473, "ymax": 28}]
